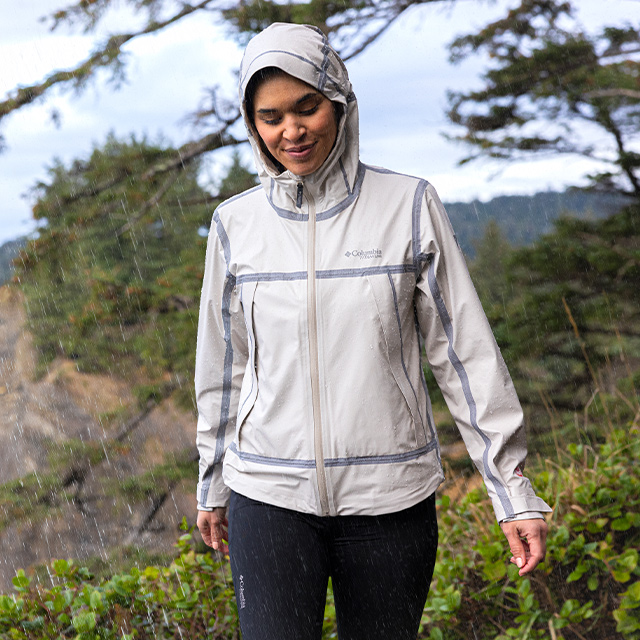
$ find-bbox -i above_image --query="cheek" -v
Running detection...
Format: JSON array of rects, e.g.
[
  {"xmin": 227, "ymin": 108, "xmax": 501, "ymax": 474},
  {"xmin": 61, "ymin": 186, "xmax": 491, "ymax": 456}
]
[
  {"xmin": 320, "ymin": 113, "xmax": 338, "ymax": 146},
  {"xmin": 254, "ymin": 125, "xmax": 278, "ymax": 152}
]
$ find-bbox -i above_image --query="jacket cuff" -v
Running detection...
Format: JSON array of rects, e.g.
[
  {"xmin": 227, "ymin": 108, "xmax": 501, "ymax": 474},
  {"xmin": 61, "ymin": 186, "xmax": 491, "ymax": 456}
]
[
  {"xmin": 500, "ymin": 510, "xmax": 546, "ymax": 523},
  {"xmin": 197, "ymin": 484, "xmax": 231, "ymax": 512},
  {"xmin": 492, "ymin": 494, "xmax": 553, "ymax": 523}
]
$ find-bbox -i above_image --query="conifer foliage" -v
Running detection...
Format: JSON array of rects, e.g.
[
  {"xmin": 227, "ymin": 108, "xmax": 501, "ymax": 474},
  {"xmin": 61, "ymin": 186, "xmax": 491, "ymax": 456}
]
[
  {"xmin": 447, "ymin": 0, "xmax": 640, "ymax": 199},
  {"xmin": 13, "ymin": 136, "xmax": 257, "ymax": 407}
]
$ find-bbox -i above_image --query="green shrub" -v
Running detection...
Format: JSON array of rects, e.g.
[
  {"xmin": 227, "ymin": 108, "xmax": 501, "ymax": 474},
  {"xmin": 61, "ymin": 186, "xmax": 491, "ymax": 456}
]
[
  {"xmin": 0, "ymin": 521, "xmax": 239, "ymax": 639},
  {"xmin": 420, "ymin": 416, "xmax": 640, "ymax": 639},
  {"xmin": 2, "ymin": 415, "xmax": 639, "ymax": 639}
]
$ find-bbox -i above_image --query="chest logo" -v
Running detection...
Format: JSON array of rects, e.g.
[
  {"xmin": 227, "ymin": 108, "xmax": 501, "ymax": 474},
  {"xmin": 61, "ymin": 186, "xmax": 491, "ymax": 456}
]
[{"xmin": 345, "ymin": 248, "xmax": 382, "ymax": 259}]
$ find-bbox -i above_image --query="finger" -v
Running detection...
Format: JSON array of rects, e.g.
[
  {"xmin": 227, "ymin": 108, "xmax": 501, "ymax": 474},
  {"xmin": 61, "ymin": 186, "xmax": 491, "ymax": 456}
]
[
  {"xmin": 519, "ymin": 532, "xmax": 546, "ymax": 575},
  {"xmin": 199, "ymin": 522, "xmax": 213, "ymax": 548},
  {"xmin": 502, "ymin": 526, "xmax": 527, "ymax": 571},
  {"xmin": 210, "ymin": 523, "xmax": 229, "ymax": 553}
]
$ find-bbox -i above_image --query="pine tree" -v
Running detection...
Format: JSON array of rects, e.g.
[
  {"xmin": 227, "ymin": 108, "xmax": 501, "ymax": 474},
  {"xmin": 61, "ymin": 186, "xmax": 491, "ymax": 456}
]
[{"xmin": 447, "ymin": 0, "xmax": 640, "ymax": 200}]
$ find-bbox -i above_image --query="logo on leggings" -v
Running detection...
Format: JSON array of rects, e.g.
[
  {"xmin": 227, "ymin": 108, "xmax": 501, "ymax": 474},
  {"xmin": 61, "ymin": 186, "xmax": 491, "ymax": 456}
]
[{"xmin": 238, "ymin": 574, "xmax": 246, "ymax": 609}]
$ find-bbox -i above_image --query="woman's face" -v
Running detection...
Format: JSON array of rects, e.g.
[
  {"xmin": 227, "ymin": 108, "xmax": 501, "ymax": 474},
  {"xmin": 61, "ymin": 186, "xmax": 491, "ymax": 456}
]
[{"xmin": 252, "ymin": 73, "xmax": 338, "ymax": 176}]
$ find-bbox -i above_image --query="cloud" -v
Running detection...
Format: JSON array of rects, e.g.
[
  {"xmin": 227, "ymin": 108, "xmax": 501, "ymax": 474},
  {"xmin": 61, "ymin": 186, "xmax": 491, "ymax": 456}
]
[{"xmin": 0, "ymin": 0, "xmax": 636, "ymax": 244}]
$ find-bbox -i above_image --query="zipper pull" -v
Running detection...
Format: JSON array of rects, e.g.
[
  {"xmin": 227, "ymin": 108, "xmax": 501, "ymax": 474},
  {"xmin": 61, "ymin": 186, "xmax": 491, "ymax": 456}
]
[{"xmin": 296, "ymin": 182, "xmax": 304, "ymax": 209}]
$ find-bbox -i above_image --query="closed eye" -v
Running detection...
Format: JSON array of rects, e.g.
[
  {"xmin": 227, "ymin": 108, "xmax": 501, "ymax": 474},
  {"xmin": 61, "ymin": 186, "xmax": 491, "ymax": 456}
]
[{"xmin": 299, "ymin": 105, "xmax": 319, "ymax": 116}]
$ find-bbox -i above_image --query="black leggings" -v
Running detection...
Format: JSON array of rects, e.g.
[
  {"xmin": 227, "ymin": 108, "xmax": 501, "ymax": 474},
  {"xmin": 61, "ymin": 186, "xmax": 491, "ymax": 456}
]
[{"xmin": 228, "ymin": 491, "xmax": 438, "ymax": 640}]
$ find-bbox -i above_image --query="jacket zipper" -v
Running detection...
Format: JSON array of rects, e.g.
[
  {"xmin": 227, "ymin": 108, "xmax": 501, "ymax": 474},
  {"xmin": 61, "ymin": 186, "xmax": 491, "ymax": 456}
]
[{"xmin": 299, "ymin": 181, "xmax": 330, "ymax": 516}]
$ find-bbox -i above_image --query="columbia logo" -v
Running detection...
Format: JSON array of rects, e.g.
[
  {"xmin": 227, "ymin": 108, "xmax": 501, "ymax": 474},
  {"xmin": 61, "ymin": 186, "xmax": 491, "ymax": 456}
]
[{"xmin": 345, "ymin": 248, "xmax": 382, "ymax": 259}]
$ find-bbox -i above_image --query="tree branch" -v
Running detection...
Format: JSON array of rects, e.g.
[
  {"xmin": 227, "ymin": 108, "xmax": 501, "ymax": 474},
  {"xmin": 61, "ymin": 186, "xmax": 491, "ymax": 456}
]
[
  {"xmin": 141, "ymin": 127, "xmax": 243, "ymax": 181},
  {"xmin": 0, "ymin": 0, "xmax": 218, "ymax": 122},
  {"xmin": 584, "ymin": 88, "xmax": 640, "ymax": 101},
  {"xmin": 117, "ymin": 169, "xmax": 181, "ymax": 236}
]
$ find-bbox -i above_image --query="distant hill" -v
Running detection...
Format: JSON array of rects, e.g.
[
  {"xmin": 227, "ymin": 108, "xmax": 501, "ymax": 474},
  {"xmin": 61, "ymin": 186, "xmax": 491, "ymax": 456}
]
[
  {"xmin": 0, "ymin": 237, "xmax": 26, "ymax": 285},
  {"xmin": 444, "ymin": 190, "xmax": 630, "ymax": 256}
]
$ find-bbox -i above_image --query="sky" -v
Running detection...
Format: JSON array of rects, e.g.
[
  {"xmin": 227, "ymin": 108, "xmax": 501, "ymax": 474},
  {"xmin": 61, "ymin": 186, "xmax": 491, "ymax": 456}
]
[{"xmin": 0, "ymin": 0, "xmax": 637, "ymax": 244}]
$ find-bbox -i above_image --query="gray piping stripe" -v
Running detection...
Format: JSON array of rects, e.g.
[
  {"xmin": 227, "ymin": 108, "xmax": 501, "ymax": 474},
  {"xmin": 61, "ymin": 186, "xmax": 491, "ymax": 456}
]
[
  {"xmin": 267, "ymin": 162, "xmax": 366, "ymax": 221},
  {"xmin": 412, "ymin": 180, "xmax": 429, "ymax": 267},
  {"xmin": 218, "ymin": 185, "xmax": 262, "ymax": 211},
  {"xmin": 317, "ymin": 161, "xmax": 366, "ymax": 221},
  {"xmin": 235, "ymin": 264, "xmax": 415, "ymax": 285},
  {"xmin": 237, "ymin": 271, "xmax": 308, "ymax": 284},
  {"xmin": 366, "ymin": 165, "xmax": 426, "ymax": 182},
  {"xmin": 318, "ymin": 37, "xmax": 331, "ymax": 92},
  {"xmin": 199, "ymin": 214, "xmax": 236, "ymax": 505},
  {"xmin": 241, "ymin": 50, "xmax": 346, "ymax": 97},
  {"xmin": 213, "ymin": 211, "xmax": 231, "ymax": 268},
  {"xmin": 229, "ymin": 440, "xmax": 436, "ymax": 468},
  {"xmin": 426, "ymin": 259, "xmax": 514, "ymax": 517},
  {"xmin": 339, "ymin": 159, "xmax": 351, "ymax": 195},
  {"xmin": 325, "ymin": 441, "xmax": 436, "ymax": 466},
  {"xmin": 387, "ymin": 272, "xmax": 424, "ymax": 429},
  {"xmin": 199, "ymin": 271, "xmax": 236, "ymax": 506},
  {"xmin": 199, "ymin": 465, "xmax": 215, "ymax": 505},
  {"xmin": 214, "ymin": 275, "xmax": 236, "ymax": 462},
  {"xmin": 230, "ymin": 443, "xmax": 315, "ymax": 468},
  {"xmin": 317, "ymin": 264, "xmax": 415, "ymax": 279},
  {"xmin": 268, "ymin": 179, "xmax": 308, "ymax": 221}
]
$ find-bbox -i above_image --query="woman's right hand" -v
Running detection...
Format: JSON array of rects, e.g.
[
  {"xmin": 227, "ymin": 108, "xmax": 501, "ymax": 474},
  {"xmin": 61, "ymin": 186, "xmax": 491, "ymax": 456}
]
[{"xmin": 197, "ymin": 508, "xmax": 229, "ymax": 553}]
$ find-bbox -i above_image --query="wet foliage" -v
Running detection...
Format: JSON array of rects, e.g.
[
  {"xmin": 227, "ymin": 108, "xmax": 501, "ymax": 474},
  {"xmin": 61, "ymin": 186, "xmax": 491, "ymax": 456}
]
[
  {"xmin": 474, "ymin": 203, "xmax": 640, "ymax": 436},
  {"xmin": 421, "ymin": 396, "xmax": 640, "ymax": 640},
  {"xmin": 0, "ymin": 522, "xmax": 239, "ymax": 640},
  {"xmin": 12, "ymin": 136, "xmax": 256, "ymax": 410},
  {"xmin": 1, "ymin": 402, "xmax": 638, "ymax": 639}
]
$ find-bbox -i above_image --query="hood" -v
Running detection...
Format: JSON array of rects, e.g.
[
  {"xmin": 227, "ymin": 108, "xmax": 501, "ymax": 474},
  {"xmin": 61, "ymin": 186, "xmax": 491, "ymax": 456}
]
[{"xmin": 239, "ymin": 23, "xmax": 362, "ymax": 220}]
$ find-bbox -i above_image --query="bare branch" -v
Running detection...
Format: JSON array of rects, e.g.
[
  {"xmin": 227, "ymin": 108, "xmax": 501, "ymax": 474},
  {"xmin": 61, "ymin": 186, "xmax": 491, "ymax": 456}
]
[
  {"xmin": 0, "ymin": 0, "xmax": 218, "ymax": 122},
  {"xmin": 117, "ymin": 169, "xmax": 181, "ymax": 236},
  {"xmin": 114, "ymin": 123, "xmax": 243, "ymax": 235},
  {"xmin": 141, "ymin": 126, "xmax": 243, "ymax": 180},
  {"xmin": 584, "ymin": 88, "xmax": 640, "ymax": 100}
]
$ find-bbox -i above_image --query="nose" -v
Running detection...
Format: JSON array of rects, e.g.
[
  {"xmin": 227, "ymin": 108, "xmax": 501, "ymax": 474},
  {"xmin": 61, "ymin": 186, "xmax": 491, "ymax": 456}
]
[{"xmin": 282, "ymin": 114, "xmax": 306, "ymax": 141}]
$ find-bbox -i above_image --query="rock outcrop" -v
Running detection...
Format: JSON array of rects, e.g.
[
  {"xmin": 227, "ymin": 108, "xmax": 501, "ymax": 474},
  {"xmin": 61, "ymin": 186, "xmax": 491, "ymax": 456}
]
[{"xmin": 0, "ymin": 286, "xmax": 198, "ymax": 591}]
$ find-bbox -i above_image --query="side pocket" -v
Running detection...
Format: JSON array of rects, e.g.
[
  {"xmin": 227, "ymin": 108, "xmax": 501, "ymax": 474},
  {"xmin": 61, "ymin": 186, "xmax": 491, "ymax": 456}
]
[
  {"xmin": 367, "ymin": 273, "xmax": 427, "ymax": 448},
  {"xmin": 237, "ymin": 281, "xmax": 259, "ymax": 436}
]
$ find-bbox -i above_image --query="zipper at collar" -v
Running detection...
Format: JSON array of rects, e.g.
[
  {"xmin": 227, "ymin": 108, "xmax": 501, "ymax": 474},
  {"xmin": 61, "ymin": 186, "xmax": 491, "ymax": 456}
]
[
  {"xmin": 296, "ymin": 182, "xmax": 304, "ymax": 208},
  {"xmin": 299, "ymin": 181, "xmax": 331, "ymax": 516}
]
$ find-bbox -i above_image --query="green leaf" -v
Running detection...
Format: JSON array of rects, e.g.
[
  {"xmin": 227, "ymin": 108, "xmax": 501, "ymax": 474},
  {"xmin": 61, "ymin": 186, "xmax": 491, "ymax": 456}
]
[
  {"xmin": 72, "ymin": 610, "xmax": 97, "ymax": 633},
  {"xmin": 611, "ymin": 514, "xmax": 633, "ymax": 531},
  {"xmin": 12, "ymin": 570, "xmax": 30, "ymax": 592},
  {"xmin": 483, "ymin": 559, "xmax": 507, "ymax": 581},
  {"xmin": 52, "ymin": 559, "xmax": 69, "ymax": 575},
  {"xmin": 430, "ymin": 628, "xmax": 444, "ymax": 640},
  {"xmin": 620, "ymin": 580, "xmax": 640, "ymax": 606},
  {"xmin": 89, "ymin": 590, "xmax": 103, "ymax": 611}
]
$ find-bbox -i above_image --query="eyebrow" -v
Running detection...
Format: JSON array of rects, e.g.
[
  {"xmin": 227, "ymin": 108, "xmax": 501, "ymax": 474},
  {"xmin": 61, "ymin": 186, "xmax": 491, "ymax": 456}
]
[{"xmin": 256, "ymin": 92, "xmax": 320, "ymax": 115}]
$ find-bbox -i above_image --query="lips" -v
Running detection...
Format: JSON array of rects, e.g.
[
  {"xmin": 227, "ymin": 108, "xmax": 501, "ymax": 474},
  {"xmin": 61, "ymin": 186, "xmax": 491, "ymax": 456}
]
[{"xmin": 284, "ymin": 142, "xmax": 316, "ymax": 158}]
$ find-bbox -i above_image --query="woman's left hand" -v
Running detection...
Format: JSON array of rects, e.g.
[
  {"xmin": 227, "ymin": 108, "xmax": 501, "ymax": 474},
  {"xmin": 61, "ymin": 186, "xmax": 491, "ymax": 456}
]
[{"xmin": 500, "ymin": 518, "xmax": 548, "ymax": 576}]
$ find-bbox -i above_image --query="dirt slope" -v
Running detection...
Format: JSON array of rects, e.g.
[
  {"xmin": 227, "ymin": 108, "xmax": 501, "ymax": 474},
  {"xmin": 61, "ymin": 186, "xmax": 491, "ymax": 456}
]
[{"xmin": 0, "ymin": 286, "xmax": 198, "ymax": 591}]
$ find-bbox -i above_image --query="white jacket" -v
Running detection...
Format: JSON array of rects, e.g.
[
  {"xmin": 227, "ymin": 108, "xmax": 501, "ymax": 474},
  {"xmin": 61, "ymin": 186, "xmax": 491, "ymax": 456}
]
[{"xmin": 195, "ymin": 23, "xmax": 552, "ymax": 522}]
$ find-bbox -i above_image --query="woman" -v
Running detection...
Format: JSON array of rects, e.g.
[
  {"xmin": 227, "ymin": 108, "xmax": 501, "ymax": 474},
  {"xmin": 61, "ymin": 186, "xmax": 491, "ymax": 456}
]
[{"xmin": 196, "ymin": 23, "xmax": 551, "ymax": 640}]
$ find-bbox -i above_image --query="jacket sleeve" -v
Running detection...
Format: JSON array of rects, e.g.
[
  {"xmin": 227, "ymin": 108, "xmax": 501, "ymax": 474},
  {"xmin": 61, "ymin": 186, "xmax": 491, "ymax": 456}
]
[
  {"xmin": 414, "ymin": 183, "xmax": 552, "ymax": 523},
  {"xmin": 195, "ymin": 211, "xmax": 248, "ymax": 510}
]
